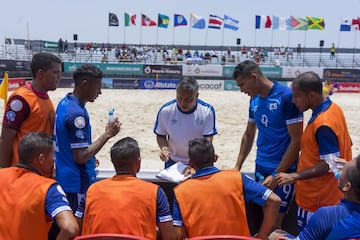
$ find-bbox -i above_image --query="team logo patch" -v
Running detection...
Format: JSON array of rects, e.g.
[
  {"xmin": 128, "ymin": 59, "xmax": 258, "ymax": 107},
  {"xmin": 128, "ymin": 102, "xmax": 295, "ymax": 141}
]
[
  {"xmin": 10, "ymin": 99, "xmax": 23, "ymax": 112},
  {"xmin": 6, "ymin": 111, "xmax": 15, "ymax": 121},
  {"xmin": 74, "ymin": 116, "xmax": 85, "ymax": 129},
  {"xmin": 75, "ymin": 130, "xmax": 85, "ymax": 139}
]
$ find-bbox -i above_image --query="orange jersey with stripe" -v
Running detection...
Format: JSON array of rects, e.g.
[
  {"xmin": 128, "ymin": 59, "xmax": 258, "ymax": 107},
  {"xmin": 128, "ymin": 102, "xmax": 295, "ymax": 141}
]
[
  {"xmin": 82, "ymin": 175, "xmax": 158, "ymax": 239},
  {"xmin": 174, "ymin": 170, "xmax": 250, "ymax": 237},
  {"xmin": 0, "ymin": 167, "xmax": 55, "ymax": 240},
  {"xmin": 8, "ymin": 85, "xmax": 55, "ymax": 166},
  {"xmin": 296, "ymin": 102, "xmax": 352, "ymax": 212}
]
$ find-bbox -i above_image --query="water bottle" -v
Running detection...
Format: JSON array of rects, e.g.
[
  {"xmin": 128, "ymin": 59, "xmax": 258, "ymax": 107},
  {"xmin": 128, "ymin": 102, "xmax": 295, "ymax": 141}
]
[
  {"xmin": 324, "ymin": 155, "xmax": 341, "ymax": 179},
  {"xmin": 256, "ymin": 172, "xmax": 265, "ymax": 183},
  {"xmin": 108, "ymin": 108, "xmax": 115, "ymax": 123}
]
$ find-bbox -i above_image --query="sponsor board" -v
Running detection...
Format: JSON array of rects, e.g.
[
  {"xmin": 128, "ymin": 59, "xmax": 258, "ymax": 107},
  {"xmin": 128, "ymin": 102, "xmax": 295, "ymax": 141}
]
[
  {"xmin": 223, "ymin": 66, "xmax": 282, "ymax": 78},
  {"xmin": 7, "ymin": 78, "xmax": 26, "ymax": 91},
  {"xmin": 140, "ymin": 79, "xmax": 178, "ymax": 89},
  {"xmin": 333, "ymin": 82, "xmax": 360, "ymax": 93},
  {"xmin": 224, "ymin": 80, "xmax": 240, "ymax": 91},
  {"xmin": 143, "ymin": 65, "xmax": 182, "ymax": 75},
  {"xmin": 63, "ymin": 62, "xmax": 143, "ymax": 74},
  {"xmin": 183, "ymin": 65, "xmax": 222, "ymax": 77},
  {"xmin": 113, "ymin": 79, "xmax": 140, "ymax": 89},
  {"xmin": 58, "ymin": 78, "xmax": 74, "ymax": 88},
  {"xmin": 0, "ymin": 60, "xmax": 31, "ymax": 71},
  {"xmin": 197, "ymin": 80, "xmax": 223, "ymax": 90},
  {"xmin": 282, "ymin": 67, "xmax": 323, "ymax": 79},
  {"xmin": 323, "ymin": 69, "xmax": 360, "ymax": 81}
]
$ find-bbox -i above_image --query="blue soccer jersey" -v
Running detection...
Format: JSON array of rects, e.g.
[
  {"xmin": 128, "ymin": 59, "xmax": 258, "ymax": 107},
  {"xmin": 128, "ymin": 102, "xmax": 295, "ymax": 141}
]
[
  {"xmin": 54, "ymin": 93, "xmax": 97, "ymax": 193},
  {"xmin": 284, "ymin": 199, "xmax": 360, "ymax": 240},
  {"xmin": 249, "ymin": 82, "xmax": 303, "ymax": 169},
  {"xmin": 326, "ymin": 210, "xmax": 360, "ymax": 240}
]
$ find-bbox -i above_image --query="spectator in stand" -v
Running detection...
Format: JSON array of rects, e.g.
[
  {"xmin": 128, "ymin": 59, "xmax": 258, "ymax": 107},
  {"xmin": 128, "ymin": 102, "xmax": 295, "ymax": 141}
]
[
  {"xmin": 330, "ymin": 43, "xmax": 336, "ymax": 60},
  {"xmin": 241, "ymin": 45, "xmax": 248, "ymax": 57},
  {"xmin": 57, "ymin": 38, "xmax": 63, "ymax": 54},
  {"xmin": 296, "ymin": 44, "xmax": 302, "ymax": 59},
  {"xmin": 0, "ymin": 52, "xmax": 62, "ymax": 168}
]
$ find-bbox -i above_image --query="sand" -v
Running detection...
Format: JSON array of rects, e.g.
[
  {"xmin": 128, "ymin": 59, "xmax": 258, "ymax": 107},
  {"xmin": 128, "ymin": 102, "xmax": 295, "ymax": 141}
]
[{"xmin": 2, "ymin": 88, "xmax": 360, "ymax": 172}]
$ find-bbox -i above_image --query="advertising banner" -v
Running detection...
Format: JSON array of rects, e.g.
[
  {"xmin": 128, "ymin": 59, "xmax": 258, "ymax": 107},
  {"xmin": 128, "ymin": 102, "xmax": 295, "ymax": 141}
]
[
  {"xmin": 143, "ymin": 65, "xmax": 182, "ymax": 76},
  {"xmin": 333, "ymin": 82, "xmax": 360, "ymax": 93},
  {"xmin": 282, "ymin": 66, "xmax": 324, "ymax": 79},
  {"xmin": 323, "ymin": 69, "xmax": 360, "ymax": 81},
  {"xmin": 63, "ymin": 62, "xmax": 143, "ymax": 75},
  {"xmin": 8, "ymin": 78, "xmax": 26, "ymax": 91},
  {"xmin": 197, "ymin": 80, "xmax": 223, "ymax": 90},
  {"xmin": 224, "ymin": 80, "xmax": 240, "ymax": 91},
  {"xmin": 140, "ymin": 79, "xmax": 178, "ymax": 90},
  {"xmin": 222, "ymin": 65, "xmax": 282, "ymax": 78},
  {"xmin": 183, "ymin": 65, "xmax": 222, "ymax": 77},
  {"xmin": 0, "ymin": 60, "xmax": 31, "ymax": 71},
  {"xmin": 58, "ymin": 78, "xmax": 74, "ymax": 88},
  {"xmin": 113, "ymin": 79, "xmax": 140, "ymax": 89}
]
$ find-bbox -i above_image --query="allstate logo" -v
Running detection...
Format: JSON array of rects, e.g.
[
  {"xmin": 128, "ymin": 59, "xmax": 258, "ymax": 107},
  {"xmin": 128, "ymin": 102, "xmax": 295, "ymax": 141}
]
[
  {"xmin": 144, "ymin": 80, "xmax": 155, "ymax": 89},
  {"xmin": 144, "ymin": 66, "xmax": 152, "ymax": 74}
]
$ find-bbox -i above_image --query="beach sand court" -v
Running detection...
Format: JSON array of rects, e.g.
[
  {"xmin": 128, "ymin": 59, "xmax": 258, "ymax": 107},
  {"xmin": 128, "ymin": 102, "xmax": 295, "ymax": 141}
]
[{"xmin": 1, "ymin": 88, "xmax": 359, "ymax": 172}]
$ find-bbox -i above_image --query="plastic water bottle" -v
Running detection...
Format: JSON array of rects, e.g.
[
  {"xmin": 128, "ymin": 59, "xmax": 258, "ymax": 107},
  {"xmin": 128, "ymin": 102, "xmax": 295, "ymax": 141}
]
[
  {"xmin": 108, "ymin": 108, "xmax": 115, "ymax": 123},
  {"xmin": 256, "ymin": 172, "xmax": 265, "ymax": 183},
  {"xmin": 324, "ymin": 155, "xmax": 341, "ymax": 179}
]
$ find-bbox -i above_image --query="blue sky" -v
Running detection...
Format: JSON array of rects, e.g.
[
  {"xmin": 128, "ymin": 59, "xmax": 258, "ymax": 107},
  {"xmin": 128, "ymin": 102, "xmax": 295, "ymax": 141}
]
[{"xmin": 1, "ymin": 0, "xmax": 360, "ymax": 49}]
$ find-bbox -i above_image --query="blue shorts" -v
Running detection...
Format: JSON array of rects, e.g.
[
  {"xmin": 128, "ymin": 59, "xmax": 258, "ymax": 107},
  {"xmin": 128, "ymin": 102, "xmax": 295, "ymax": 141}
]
[
  {"xmin": 297, "ymin": 206, "xmax": 315, "ymax": 232},
  {"xmin": 255, "ymin": 165, "xmax": 295, "ymax": 214},
  {"xmin": 66, "ymin": 192, "xmax": 86, "ymax": 218}
]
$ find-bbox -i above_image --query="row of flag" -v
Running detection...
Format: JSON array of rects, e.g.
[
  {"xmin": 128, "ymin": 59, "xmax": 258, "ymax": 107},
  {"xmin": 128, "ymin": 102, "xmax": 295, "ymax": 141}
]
[
  {"xmin": 255, "ymin": 15, "xmax": 325, "ymax": 30},
  {"xmin": 109, "ymin": 12, "xmax": 239, "ymax": 31},
  {"xmin": 255, "ymin": 15, "xmax": 360, "ymax": 31},
  {"xmin": 110, "ymin": 12, "xmax": 360, "ymax": 32}
]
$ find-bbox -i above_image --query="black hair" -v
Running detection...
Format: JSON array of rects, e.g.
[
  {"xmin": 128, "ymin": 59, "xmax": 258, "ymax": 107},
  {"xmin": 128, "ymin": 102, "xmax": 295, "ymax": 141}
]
[
  {"xmin": 73, "ymin": 64, "xmax": 103, "ymax": 86},
  {"xmin": 232, "ymin": 60, "xmax": 263, "ymax": 80},
  {"xmin": 18, "ymin": 132, "xmax": 53, "ymax": 165},
  {"xmin": 188, "ymin": 138, "xmax": 214, "ymax": 168},
  {"xmin": 30, "ymin": 52, "xmax": 61, "ymax": 78},
  {"xmin": 110, "ymin": 137, "xmax": 140, "ymax": 171},
  {"xmin": 292, "ymin": 71, "xmax": 323, "ymax": 94}
]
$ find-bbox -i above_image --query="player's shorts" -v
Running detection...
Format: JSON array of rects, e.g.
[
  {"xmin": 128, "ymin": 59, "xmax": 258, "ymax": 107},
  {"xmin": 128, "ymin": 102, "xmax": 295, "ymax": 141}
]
[
  {"xmin": 297, "ymin": 206, "xmax": 315, "ymax": 232},
  {"xmin": 255, "ymin": 164, "xmax": 295, "ymax": 214},
  {"xmin": 66, "ymin": 192, "xmax": 85, "ymax": 218}
]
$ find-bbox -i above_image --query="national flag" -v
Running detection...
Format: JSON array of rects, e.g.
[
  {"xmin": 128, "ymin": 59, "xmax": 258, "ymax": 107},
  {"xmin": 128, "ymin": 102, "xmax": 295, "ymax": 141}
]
[
  {"xmin": 272, "ymin": 16, "xmax": 291, "ymax": 30},
  {"xmin": 352, "ymin": 18, "xmax": 360, "ymax": 30},
  {"xmin": 255, "ymin": 15, "xmax": 272, "ymax": 29},
  {"xmin": 208, "ymin": 14, "xmax": 222, "ymax": 29},
  {"xmin": 307, "ymin": 16, "xmax": 325, "ymax": 30},
  {"xmin": 223, "ymin": 15, "xmax": 239, "ymax": 31},
  {"xmin": 5, "ymin": 38, "xmax": 13, "ymax": 45},
  {"xmin": 190, "ymin": 13, "xmax": 206, "ymax": 29},
  {"xmin": 174, "ymin": 14, "xmax": 187, "ymax": 27},
  {"xmin": 289, "ymin": 16, "xmax": 308, "ymax": 30},
  {"xmin": 109, "ymin": 12, "xmax": 119, "ymax": 27},
  {"xmin": 158, "ymin": 13, "xmax": 170, "ymax": 28},
  {"xmin": 124, "ymin": 12, "xmax": 136, "ymax": 26},
  {"xmin": 0, "ymin": 72, "xmax": 9, "ymax": 106},
  {"xmin": 141, "ymin": 14, "xmax": 157, "ymax": 26}
]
